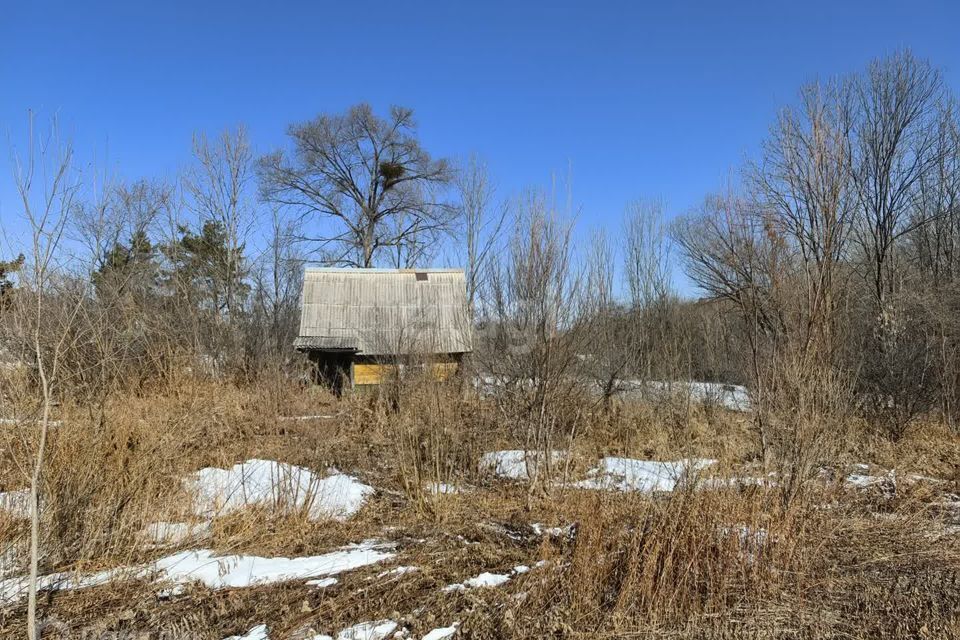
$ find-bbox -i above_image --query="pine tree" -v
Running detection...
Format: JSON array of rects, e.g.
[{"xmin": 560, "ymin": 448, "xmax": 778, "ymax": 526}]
[
  {"xmin": 0, "ymin": 254, "xmax": 25, "ymax": 313},
  {"xmin": 162, "ymin": 220, "xmax": 249, "ymax": 320},
  {"xmin": 92, "ymin": 230, "xmax": 158, "ymax": 304}
]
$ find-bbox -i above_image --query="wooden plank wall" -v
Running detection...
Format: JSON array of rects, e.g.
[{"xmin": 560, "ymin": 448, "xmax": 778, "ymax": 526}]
[{"xmin": 353, "ymin": 361, "xmax": 460, "ymax": 386}]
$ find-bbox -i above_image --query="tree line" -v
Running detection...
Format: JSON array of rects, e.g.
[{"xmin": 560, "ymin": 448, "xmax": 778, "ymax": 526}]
[{"xmin": 2, "ymin": 50, "xmax": 959, "ymax": 445}]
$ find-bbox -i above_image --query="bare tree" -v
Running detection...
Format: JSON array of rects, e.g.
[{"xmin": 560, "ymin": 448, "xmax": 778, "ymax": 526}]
[
  {"xmin": 481, "ymin": 192, "xmax": 586, "ymax": 499},
  {"xmin": 184, "ymin": 126, "xmax": 254, "ymax": 320},
  {"xmin": 678, "ymin": 73, "xmax": 859, "ymax": 470},
  {"xmin": 673, "ymin": 189, "xmax": 788, "ymax": 341},
  {"xmin": 259, "ymin": 104, "xmax": 453, "ymax": 268},
  {"xmin": 844, "ymin": 52, "xmax": 948, "ymax": 435},
  {"xmin": 849, "ymin": 51, "xmax": 945, "ymax": 314},
  {"xmin": 749, "ymin": 76, "xmax": 855, "ymax": 359},
  {"xmin": 456, "ymin": 154, "xmax": 508, "ymax": 308},
  {"xmin": 580, "ymin": 228, "xmax": 634, "ymax": 404},
  {"xmin": 623, "ymin": 198, "xmax": 670, "ymax": 310},
  {"xmin": 908, "ymin": 100, "xmax": 960, "ymax": 427},
  {"xmin": 910, "ymin": 99, "xmax": 960, "ymax": 284},
  {"xmin": 250, "ymin": 207, "xmax": 304, "ymax": 362},
  {"xmin": 673, "ymin": 189, "xmax": 788, "ymax": 461},
  {"xmin": 11, "ymin": 113, "xmax": 81, "ymax": 640}
]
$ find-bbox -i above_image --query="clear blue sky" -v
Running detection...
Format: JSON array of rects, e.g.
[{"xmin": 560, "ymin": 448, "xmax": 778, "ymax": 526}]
[{"xmin": 2, "ymin": 0, "xmax": 959, "ymax": 281}]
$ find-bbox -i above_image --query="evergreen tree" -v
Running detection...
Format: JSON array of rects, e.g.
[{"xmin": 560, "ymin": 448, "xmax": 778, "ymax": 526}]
[
  {"xmin": 92, "ymin": 230, "xmax": 158, "ymax": 304},
  {"xmin": 0, "ymin": 253, "xmax": 24, "ymax": 313},
  {"xmin": 163, "ymin": 219, "xmax": 249, "ymax": 319}
]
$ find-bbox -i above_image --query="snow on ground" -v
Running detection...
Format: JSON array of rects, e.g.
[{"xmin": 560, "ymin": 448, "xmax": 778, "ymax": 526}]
[
  {"xmin": 425, "ymin": 482, "xmax": 462, "ymax": 495},
  {"xmin": 157, "ymin": 541, "xmax": 395, "ymax": 591},
  {"xmin": 0, "ymin": 564, "xmax": 133, "ymax": 605},
  {"xmin": 0, "ymin": 418, "xmax": 63, "ymax": 428},
  {"xmin": 574, "ymin": 457, "xmax": 717, "ymax": 493},
  {"xmin": 0, "ymin": 544, "xmax": 22, "ymax": 579},
  {"xmin": 626, "ymin": 381, "xmax": 752, "ymax": 411},
  {"xmin": 306, "ymin": 576, "xmax": 338, "ymax": 588},
  {"xmin": 336, "ymin": 620, "xmax": 399, "ymax": 640},
  {"xmin": 0, "ymin": 489, "xmax": 29, "ymax": 519},
  {"xmin": 377, "ymin": 565, "xmax": 418, "ymax": 578},
  {"xmin": 185, "ymin": 459, "xmax": 374, "ymax": 521},
  {"xmin": 224, "ymin": 624, "xmax": 269, "ymax": 640},
  {"xmin": 846, "ymin": 472, "xmax": 889, "ymax": 488},
  {"xmin": 443, "ymin": 564, "xmax": 531, "ymax": 592},
  {"xmin": 421, "ymin": 623, "xmax": 459, "ymax": 640},
  {"xmin": 142, "ymin": 520, "xmax": 212, "ymax": 546},
  {"xmin": 844, "ymin": 464, "xmax": 898, "ymax": 490},
  {"xmin": 0, "ymin": 540, "xmax": 394, "ymax": 605},
  {"xmin": 842, "ymin": 464, "xmax": 947, "ymax": 491},
  {"xmin": 443, "ymin": 571, "xmax": 511, "ymax": 592},
  {"xmin": 479, "ymin": 450, "xmax": 565, "ymax": 481},
  {"xmin": 476, "ymin": 377, "xmax": 752, "ymax": 411},
  {"xmin": 700, "ymin": 474, "xmax": 778, "ymax": 490},
  {"xmin": 531, "ymin": 523, "xmax": 573, "ymax": 538}
]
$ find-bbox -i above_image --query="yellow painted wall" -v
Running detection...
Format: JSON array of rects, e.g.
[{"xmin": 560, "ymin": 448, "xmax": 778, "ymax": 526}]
[
  {"xmin": 352, "ymin": 361, "xmax": 460, "ymax": 386},
  {"xmin": 353, "ymin": 363, "xmax": 395, "ymax": 385},
  {"xmin": 431, "ymin": 362, "xmax": 459, "ymax": 381}
]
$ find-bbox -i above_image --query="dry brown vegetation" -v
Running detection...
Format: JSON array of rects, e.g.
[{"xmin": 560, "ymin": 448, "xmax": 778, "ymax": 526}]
[{"xmin": 0, "ymin": 376, "xmax": 957, "ymax": 639}]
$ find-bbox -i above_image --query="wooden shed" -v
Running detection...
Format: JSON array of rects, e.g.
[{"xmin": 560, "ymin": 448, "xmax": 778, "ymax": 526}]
[{"xmin": 294, "ymin": 268, "xmax": 472, "ymax": 392}]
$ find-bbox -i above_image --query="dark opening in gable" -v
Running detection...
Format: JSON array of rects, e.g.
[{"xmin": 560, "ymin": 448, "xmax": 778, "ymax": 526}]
[{"xmin": 415, "ymin": 272, "xmax": 429, "ymax": 282}]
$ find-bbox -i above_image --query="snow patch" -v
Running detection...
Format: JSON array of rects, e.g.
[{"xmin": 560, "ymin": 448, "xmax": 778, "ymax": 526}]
[
  {"xmin": 700, "ymin": 475, "xmax": 777, "ymax": 490},
  {"xmin": 377, "ymin": 565, "xmax": 418, "ymax": 578},
  {"xmin": 336, "ymin": 620, "xmax": 398, "ymax": 640},
  {"xmin": 0, "ymin": 564, "xmax": 134, "ymax": 605},
  {"xmin": 627, "ymin": 381, "xmax": 752, "ymax": 411},
  {"xmin": 156, "ymin": 541, "xmax": 394, "ymax": 590},
  {"xmin": 425, "ymin": 482, "xmax": 461, "ymax": 495},
  {"xmin": 142, "ymin": 521, "xmax": 212, "ymax": 546},
  {"xmin": 421, "ymin": 623, "xmax": 459, "ymax": 640},
  {"xmin": 719, "ymin": 525, "xmax": 769, "ymax": 563},
  {"xmin": 531, "ymin": 523, "xmax": 573, "ymax": 538},
  {"xmin": 479, "ymin": 450, "xmax": 565, "ymax": 481},
  {"xmin": 846, "ymin": 473, "xmax": 887, "ymax": 488},
  {"xmin": 0, "ymin": 540, "xmax": 393, "ymax": 605},
  {"xmin": 185, "ymin": 459, "xmax": 374, "ymax": 521},
  {"xmin": 443, "ymin": 571, "xmax": 511, "ymax": 592},
  {"xmin": 443, "ymin": 564, "xmax": 531, "ymax": 593},
  {"xmin": 0, "ymin": 489, "xmax": 29, "ymax": 519},
  {"xmin": 574, "ymin": 457, "xmax": 717, "ymax": 492},
  {"xmin": 306, "ymin": 576, "xmax": 338, "ymax": 588},
  {"xmin": 224, "ymin": 625, "xmax": 269, "ymax": 640}
]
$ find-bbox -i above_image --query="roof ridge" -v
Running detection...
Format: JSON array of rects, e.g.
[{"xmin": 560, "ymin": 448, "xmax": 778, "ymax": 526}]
[{"xmin": 303, "ymin": 267, "xmax": 465, "ymax": 274}]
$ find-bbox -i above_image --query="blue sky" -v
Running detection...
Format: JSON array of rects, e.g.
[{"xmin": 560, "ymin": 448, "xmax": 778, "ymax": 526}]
[{"xmin": 2, "ymin": 1, "xmax": 959, "ymax": 285}]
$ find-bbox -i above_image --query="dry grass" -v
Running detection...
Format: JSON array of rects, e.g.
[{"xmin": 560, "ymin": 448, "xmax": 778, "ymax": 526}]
[{"xmin": 0, "ymin": 376, "xmax": 958, "ymax": 638}]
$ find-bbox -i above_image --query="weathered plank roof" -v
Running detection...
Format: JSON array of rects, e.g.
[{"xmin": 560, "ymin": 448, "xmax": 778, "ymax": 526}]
[{"xmin": 296, "ymin": 268, "xmax": 472, "ymax": 356}]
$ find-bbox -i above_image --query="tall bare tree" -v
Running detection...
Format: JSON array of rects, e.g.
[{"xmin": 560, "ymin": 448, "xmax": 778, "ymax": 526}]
[
  {"xmin": 623, "ymin": 198, "xmax": 671, "ymax": 310},
  {"xmin": 185, "ymin": 126, "xmax": 254, "ymax": 320},
  {"xmin": 259, "ymin": 104, "xmax": 453, "ymax": 268},
  {"xmin": 482, "ymin": 193, "xmax": 585, "ymax": 498},
  {"xmin": 749, "ymin": 76, "xmax": 855, "ymax": 360},
  {"xmin": 456, "ymin": 154, "xmax": 507, "ymax": 308},
  {"xmin": 250, "ymin": 207, "xmax": 304, "ymax": 362},
  {"xmin": 11, "ymin": 113, "xmax": 81, "ymax": 640},
  {"xmin": 849, "ymin": 51, "xmax": 946, "ymax": 315}
]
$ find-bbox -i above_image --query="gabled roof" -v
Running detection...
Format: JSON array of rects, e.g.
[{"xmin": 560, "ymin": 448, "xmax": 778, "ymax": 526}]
[{"xmin": 296, "ymin": 268, "xmax": 472, "ymax": 356}]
